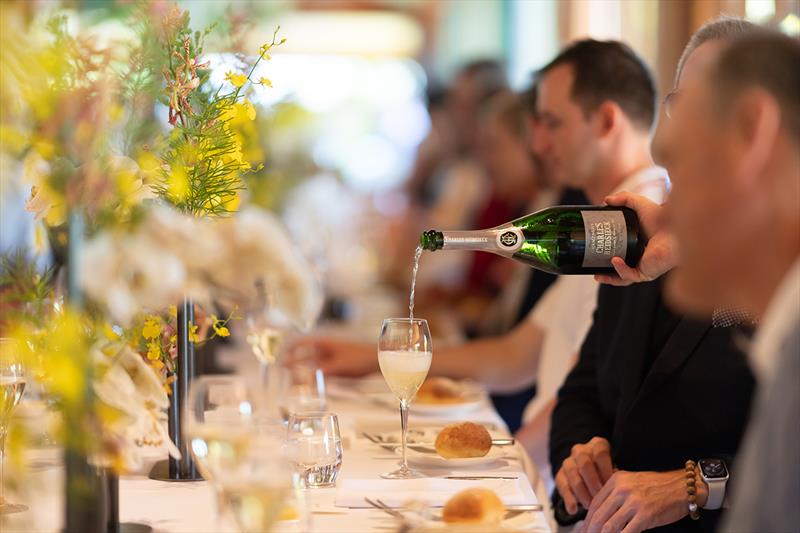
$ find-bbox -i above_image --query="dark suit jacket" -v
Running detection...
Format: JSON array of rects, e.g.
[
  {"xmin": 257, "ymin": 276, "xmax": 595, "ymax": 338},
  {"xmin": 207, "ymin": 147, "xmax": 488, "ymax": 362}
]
[{"xmin": 550, "ymin": 278, "xmax": 755, "ymax": 533}]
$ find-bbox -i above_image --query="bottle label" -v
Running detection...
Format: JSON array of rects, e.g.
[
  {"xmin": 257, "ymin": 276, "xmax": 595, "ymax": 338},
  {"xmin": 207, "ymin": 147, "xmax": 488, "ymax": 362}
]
[{"xmin": 581, "ymin": 210, "xmax": 627, "ymax": 268}]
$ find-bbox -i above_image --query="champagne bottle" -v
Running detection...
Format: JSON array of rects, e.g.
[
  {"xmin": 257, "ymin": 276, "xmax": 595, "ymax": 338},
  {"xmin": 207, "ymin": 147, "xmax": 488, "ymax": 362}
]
[{"xmin": 420, "ymin": 205, "xmax": 644, "ymax": 275}]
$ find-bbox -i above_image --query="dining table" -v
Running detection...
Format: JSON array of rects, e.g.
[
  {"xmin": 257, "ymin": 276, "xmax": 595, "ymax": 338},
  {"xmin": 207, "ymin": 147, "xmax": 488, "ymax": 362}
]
[{"xmin": 4, "ymin": 336, "xmax": 554, "ymax": 533}]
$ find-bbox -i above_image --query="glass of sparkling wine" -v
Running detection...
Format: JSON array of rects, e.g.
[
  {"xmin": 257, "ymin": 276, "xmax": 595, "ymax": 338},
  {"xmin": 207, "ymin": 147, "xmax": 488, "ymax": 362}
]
[
  {"xmin": 1, "ymin": 338, "xmax": 27, "ymax": 514},
  {"xmin": 245, "ymin": 300, "xmax": 286, "ymax": 387},
  {"xmin": 286, "ymin": 412, "xmax": 342, "ymax": 488},
  {"xmin": 377, "ymin": 318, "xmax": 432, "ymax": 479},
  {"xmin": 185, "ymin": 376, "xmax": 295, "ymax": 532}
]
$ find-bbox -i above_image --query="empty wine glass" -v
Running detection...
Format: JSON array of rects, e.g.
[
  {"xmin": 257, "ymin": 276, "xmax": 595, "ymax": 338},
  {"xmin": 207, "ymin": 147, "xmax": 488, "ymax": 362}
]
[
  {"xmin": 377, "ymin": 318, "xmax": 432, "ymax": 479},
  {"xmin": 286, "ymin": 412, "xmax": 342, "ymax": 488},
  {"xmin": 1, "ymin": 338, "xmax": 27, "ymax": 514},
  {"xmin": 277, "ymin": 364, "xmax": 327, "ymax": 422},
  {"xmin": 185, "ymin": 376, "xmax": 294, "ymax": 532}
]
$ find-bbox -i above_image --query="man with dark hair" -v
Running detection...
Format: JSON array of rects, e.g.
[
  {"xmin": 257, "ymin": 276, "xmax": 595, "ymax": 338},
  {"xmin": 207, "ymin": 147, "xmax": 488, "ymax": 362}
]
[
  {"xmin": 538, "ymin": 39, "xmax": 656, "ymax": 132},
  {"xmin": 532, "ymin": 39, "xmax": 664, "ymax": 205},
  {"xmin": 549, "ymin": 20, "xmax": 761, "ymax": 533}
]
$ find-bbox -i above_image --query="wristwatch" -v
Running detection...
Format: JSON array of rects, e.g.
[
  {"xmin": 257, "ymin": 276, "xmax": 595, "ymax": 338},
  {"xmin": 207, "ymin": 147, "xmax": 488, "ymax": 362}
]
[{"xmin": 698, "ymin": 458, "xmax": 729, "ymax": 510}]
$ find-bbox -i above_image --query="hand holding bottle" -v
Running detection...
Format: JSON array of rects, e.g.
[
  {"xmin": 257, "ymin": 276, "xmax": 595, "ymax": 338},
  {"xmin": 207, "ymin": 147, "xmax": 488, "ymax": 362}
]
[{"xmin": 595, "ymin": 193, "xmax": 679, "ymax": 286}]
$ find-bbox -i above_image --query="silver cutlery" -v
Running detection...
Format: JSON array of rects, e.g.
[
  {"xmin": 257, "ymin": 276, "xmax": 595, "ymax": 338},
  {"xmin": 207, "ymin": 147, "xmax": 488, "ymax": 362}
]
[
  {"xmin": 443, "ymin": 475, "xmax": 519, "ymax": 480},
  {"xmin": 364, "ymin": 496, "xmax": 543, "ymax": 523},
  {"xmin": 362, "ymin": 432, "xmax": 514, "ymax": 454}
]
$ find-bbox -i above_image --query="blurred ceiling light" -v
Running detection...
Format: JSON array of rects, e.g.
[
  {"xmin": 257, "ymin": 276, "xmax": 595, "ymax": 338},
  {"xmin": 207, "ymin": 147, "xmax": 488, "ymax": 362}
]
[
  {"xmin": 779, "ymin": 13, "xmax": 800, "ymax": 37},
  {"xmin": 250, "ymin": 11, "xmax": 424, "ymax": 58},
  {"xmin": 745, "ymin": 0, "xmax": 776, "ymax": 22}
]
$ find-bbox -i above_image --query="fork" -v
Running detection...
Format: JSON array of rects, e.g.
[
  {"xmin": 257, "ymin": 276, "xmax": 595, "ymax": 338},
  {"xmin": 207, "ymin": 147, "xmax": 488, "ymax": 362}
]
[
  {"xmin": 364, "ymin": 497, "xmax": 414, "ymax": 533},
  {"xmin": 364, "ymin": 497, "xmax": 405, "ymax": 520}
]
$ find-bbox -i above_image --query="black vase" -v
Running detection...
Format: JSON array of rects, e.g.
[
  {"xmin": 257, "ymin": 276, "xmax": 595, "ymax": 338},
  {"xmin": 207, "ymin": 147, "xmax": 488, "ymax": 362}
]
[
  {"xmin": 63, "ymin": 450, "xmax": 107, "ymax": 533},
  {"xmin": 148, "ymin": 298, "xmax": 202, "ymax": 481}
]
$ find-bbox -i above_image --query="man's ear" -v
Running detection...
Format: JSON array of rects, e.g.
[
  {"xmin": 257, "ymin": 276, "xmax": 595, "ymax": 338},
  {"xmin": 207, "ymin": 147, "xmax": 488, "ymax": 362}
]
[
  {"xmin": 731, "ymin": 88, "xmax": 780, "ymax": 186},
  {"xmin": 594, "ymin": 101, "xmax": 619, "ymax": 138}
]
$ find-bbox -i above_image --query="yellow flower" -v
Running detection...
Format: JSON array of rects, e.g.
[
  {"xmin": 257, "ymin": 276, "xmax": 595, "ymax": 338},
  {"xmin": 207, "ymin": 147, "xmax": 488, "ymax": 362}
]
[
  {"xmin": 225, "ymin": 71, "xmax": 247, "ymax": 88},
  {"xmin": 259, "ymin": 44, "xmax": 272, "ymax": 59},
  {"xmin": 137, "ymin": 151, "xmax": 161, "ymax": 182},
  {"xmin": 169, "ymin": 335, "xmax": 177, "ymax": 345},
  {"xmin": 168, "ymin": 165, "xmax": 189, "ymax": 201},
  {"xmin": 258, "ymin": 77, "xmax": 272, "ymax": 88},
  {"xmin": 169, "ymin": 305, "xmax": 178, "ymax": 318},
  {"xmin": 146, "ymin": 342, "xmax": 161, "ymax": 361},
  {"xmin": 243, "ymin": 99, "xmax": 256, "ymax": 120},
  {"xmin": 142, "ymin": 317, "xmax": 161, "ymax": 340},
  {"xmin": 188, "ymin": 322, "xmax": 199, "ymax": 344},
  {"xmin": 222, "ymin": 191, "xmax": 241, "ymax": 212},
  {"xmin": 211, "ymin": 315, "xmax": 231, "ymax": 338}
]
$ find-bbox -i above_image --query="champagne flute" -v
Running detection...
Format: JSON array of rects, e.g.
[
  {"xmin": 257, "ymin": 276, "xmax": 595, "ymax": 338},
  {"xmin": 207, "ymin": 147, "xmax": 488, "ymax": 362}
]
[
  {"xmin": 243, "ymin": 288, "xmax": 285, "ymax": 386},
  {"xmin": 377, "ymin": 318, "xmax": 432, "ymax": 479},
  {"xmin": 1, "ymin": 339, "xmax": 27, "ymax": 514},
  {"xmin": 185, "ymin": 376, "xmax": 294, "ymax": 532}
]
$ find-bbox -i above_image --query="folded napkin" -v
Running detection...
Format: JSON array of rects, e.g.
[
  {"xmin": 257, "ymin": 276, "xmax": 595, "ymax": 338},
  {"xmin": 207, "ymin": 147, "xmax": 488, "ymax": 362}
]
[{"xmin": 335, "ymin": 476, "xmax": 538, "ymax": 508}]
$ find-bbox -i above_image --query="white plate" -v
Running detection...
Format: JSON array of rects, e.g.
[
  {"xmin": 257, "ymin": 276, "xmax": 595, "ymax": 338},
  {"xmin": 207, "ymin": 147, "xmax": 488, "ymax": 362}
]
[
  {"xmin": 404, "ymin": 445, "xmax": 511, "ymax": 469},
  {"xmin": 411, "ymin": 398, "xmax": 484, "ymax": 416}
]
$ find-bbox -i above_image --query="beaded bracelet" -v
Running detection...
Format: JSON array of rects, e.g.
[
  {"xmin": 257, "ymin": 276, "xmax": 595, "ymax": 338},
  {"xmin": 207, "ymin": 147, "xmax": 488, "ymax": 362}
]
[{"xmin": 685, "ymin": 460, "xmax": 700, "ymax": 520}]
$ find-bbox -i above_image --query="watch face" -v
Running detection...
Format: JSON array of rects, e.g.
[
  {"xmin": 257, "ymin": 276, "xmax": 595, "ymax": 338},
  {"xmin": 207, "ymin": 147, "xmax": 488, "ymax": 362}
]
[{"xmin": 699, "ymin": 459, "xmax": 729, "ymax": 479}]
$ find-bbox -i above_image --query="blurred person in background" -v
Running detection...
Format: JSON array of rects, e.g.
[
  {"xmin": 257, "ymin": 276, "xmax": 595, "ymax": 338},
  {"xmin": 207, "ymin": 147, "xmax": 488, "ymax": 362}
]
[
  {"xmin": 383, "ymin": 60, "xmax": 508, "ymax": 316},
  {"xmin": 414, "ymin": 90, "xmax": 546, "ymax": 337},
  {"xmin": 550, "ymin": 18, "xmax": 761, "ymax": 533},
  {"xmin": 290, "ymin": 40, "xmax": 670, "ymax": 444},
  {"xmin": 597, "ymin": 27, "xmax": 799, "ymax": 533}
]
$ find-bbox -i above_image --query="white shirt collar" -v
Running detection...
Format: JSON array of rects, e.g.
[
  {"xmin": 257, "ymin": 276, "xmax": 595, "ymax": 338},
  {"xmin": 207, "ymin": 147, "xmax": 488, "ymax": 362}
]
[
  {"xmin": 750, "ymin": 258, "xmax": 800, "ymax": 383},
  {"xmin": 611, "ymin": 166, "xmax": 671, "ymax": 204}
]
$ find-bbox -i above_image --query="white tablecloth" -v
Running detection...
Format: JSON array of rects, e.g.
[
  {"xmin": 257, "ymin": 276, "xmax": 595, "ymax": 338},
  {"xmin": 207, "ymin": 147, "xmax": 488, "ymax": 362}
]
[{"xmin": 3, "ymin": 349, "xmax": 553, "ymax": 532}]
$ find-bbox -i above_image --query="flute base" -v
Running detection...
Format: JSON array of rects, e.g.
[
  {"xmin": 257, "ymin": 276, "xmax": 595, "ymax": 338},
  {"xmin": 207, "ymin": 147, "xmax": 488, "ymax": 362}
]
[
  {"xmin": 380, "ymin": 465, "xmax": 426, "ymax": 479},
  {"xmin": 147, "ymin": 460, "xmax": 203, "ymax": 482},
  {"xmin": 120, "ymin": 522, "xmax": 153, "ymax": 533}
]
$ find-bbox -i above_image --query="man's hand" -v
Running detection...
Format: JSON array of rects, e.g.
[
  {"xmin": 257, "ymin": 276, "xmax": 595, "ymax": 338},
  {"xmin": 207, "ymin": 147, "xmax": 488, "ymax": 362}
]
[
  {"xmin": 580, "ymin": 470, "xmax": 707, "ymax": 533},
  {"xmin": 285, "ymin": 336, "xmax": 376, "ymax": 377},
  {"xmin": 595, "ymin": 193, "xmax": 679, "ymax": 287},
  {"xmin": 555, "ymin": 437, "xmax": 614, "ymax": 514}
]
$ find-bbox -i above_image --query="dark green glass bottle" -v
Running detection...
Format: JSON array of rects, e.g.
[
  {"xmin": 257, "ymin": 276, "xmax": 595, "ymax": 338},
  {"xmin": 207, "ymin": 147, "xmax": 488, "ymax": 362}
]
[{"xmin": 420, "ymin": 205, "xmax": 644, "ymax": 275}]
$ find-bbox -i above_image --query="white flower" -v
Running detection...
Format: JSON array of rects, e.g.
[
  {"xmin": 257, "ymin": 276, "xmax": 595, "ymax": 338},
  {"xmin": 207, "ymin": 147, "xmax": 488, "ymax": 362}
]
[
  {"xmin": 80, "ymin": 205, "xmax": 322, "ymax": 329},
  {"xmin": 92, "ymin": 343, "xmax": 180, "ymax": 469}
]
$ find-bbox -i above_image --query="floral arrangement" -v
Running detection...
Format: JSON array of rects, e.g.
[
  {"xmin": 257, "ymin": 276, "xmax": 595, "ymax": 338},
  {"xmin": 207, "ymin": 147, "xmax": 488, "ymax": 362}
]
[{"xmin": 0, "ymin": 1, "xmax": 319, "ymax": 473}]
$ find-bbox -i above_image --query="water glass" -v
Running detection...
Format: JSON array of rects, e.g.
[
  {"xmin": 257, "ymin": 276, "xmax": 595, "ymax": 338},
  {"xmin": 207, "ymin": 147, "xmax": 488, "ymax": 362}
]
[{"xmin": 286, "ymin": 412, "xmax": 342, "ymax": 488}]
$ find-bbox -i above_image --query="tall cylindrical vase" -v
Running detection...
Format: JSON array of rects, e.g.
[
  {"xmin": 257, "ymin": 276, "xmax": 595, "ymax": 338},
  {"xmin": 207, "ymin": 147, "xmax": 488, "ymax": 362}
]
[
  {"xmin": 149, "ymin": 297, "xmax": 202, "ymax": 481},
  {"xmin": 64, "ymin": 212, "xmax": 106, "ymax": 533}
]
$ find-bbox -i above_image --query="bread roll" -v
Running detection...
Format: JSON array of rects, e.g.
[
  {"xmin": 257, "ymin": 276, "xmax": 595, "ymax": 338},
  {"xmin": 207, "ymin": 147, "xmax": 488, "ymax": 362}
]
[
  {"xmin": 416, "ymin": 377, "xmax": 463, "ymax": 404},
  {"xmin": 435, "ymin": 422, "xmax": 492, "ymax": 459},
  {"xmin": 442, "ymin": 487, "xmax": 506, "ymax": 524}
]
